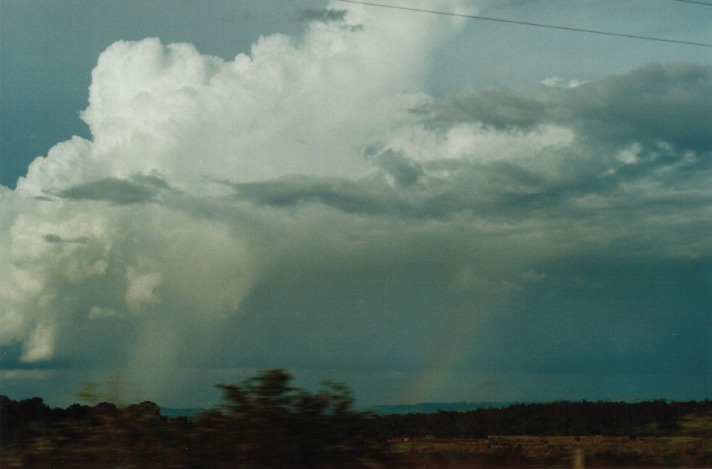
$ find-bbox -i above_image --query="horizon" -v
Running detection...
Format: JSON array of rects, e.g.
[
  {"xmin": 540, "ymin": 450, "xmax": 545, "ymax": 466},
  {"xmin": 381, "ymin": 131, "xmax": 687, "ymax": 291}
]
[
  {"xmin": 4, "ymin": 389, "xmax": 709, "ymax": 416},
  {"xmin": 1, "ymin": 0, "xmax": 711, "ymax": 409},
  {"xmin": 2, "ymin": 375, "xmax": 709, "ymax": 411}
]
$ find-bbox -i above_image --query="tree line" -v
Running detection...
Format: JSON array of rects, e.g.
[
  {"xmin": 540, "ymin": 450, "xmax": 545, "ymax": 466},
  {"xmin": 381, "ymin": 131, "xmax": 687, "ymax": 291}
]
[
  {"xmin": 1, "ymin": 368, "xmax": 710, "ymax": 468},
  {"xmin": 371, "ymin": 399, "xmax": 712, "ymax": 439},
  {"xmin": 0, "ymin": 369, "xmax": 390, "ymax": 468}
]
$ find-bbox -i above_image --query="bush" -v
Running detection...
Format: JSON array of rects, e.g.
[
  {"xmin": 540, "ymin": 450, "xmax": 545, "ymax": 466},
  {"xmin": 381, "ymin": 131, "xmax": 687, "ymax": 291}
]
[{"xmin": 0, "ymin": 369, "xmax": 391, "ymax": 468}]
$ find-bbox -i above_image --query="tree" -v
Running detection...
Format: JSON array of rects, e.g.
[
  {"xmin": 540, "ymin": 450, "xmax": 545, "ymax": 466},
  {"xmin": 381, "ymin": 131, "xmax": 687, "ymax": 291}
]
[{"xmin": 198, "ymin": 368, "xmax": 389, "ymax": 468}]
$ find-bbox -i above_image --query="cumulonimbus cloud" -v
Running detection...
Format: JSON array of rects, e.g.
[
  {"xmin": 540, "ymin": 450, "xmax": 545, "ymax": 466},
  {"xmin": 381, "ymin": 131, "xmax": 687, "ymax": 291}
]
[{"xmin": 1, "ymin": 0, "xmax": 710, "ymax": 405}]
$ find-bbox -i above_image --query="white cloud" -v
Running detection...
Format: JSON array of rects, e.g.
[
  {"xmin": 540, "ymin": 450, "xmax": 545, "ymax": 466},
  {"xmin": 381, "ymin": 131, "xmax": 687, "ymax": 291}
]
[
  {"xmin": 125, "ymin": 265, "xmax": 163, "ymax": 313},
  {"xmin": 18, "ymin": 1, "xmax": 473, "ymax": 197},
  {"xmin": 380, "ymin": 122, "xmax": 575, "ymax": 163},
  {"xmin": 21, "ymin": 322, "xmax": 57, "ymax": 362},
  {"xmin": 1, "ymin": 1, "xmax": 710, "ymax": 406},
  {"xmin": 88, "ymin": 306, "xmax": 120, "ymax": 320},
  {"xmin": 616, "ymin": 142, "xmax": 642, "ymax": 165},
  {"xmin": 541, "ymin": 77, "xmax": 586, "ymax": 88},
  {"xmin": 0, "ymin": 369, "xmax": 57, "ymax": 380}
]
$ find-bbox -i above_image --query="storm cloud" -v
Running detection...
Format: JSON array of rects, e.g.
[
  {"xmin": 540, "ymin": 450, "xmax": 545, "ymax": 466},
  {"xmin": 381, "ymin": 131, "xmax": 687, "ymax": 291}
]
[{"xmin": 1, "ymin": 0, "xmax": 709, "ymax": 407}]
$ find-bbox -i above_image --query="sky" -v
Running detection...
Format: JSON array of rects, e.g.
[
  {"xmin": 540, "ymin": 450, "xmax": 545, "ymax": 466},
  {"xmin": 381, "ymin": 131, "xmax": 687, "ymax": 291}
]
[{"xmin": 1, "ymin": 0, "xmax": 710, "ymax": 409}]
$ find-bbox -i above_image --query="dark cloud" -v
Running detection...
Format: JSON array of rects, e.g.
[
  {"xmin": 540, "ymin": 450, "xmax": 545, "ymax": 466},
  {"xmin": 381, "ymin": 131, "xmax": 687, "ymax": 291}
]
[
  {"xmin": 229, "ymin": 176, "xmax": 402, "ymax": 214},
  {"xmin": 570, "ymin": 63, "xmax": 712, "ymax": 152},
  {"xmin": 33, "ymin": 195, "xmax": 58, "ymax": 202},
  {"xmin": 484, "ymin": 256, "xmax": 712, "ymax": 375},
  {"xmin": 55, "ymin": 175, "xmax": 170, "ymax": 205},
  {"xmin": 42, "ymin": 234, "xmax": 89, "ymax": 244},
  {"xmin": 403, "ymin": 63, "xmax": 712, "ymax": 226},
  {"xmin": 438, "ymin": 63, "xmax": 712, "ymax": 152},
  {"xmin": 300, "ymin": 8, "xmax": 348, "ymax": 23},
  {"xmin": 42, "ymin": 234, "xmax": 63, "ymax": 243},
  {"xmin": 436, "ymin": 85, "xmax": 552, "ymax": 130},
  {"xmin": 374, "ymin": 151, "xmax": 424, "ymax": 188}
]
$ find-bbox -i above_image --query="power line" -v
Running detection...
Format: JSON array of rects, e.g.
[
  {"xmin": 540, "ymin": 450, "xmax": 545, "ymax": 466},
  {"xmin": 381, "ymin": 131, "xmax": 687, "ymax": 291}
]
[
  {"xmin": 672, "ymin": 0, "xmax": 712, "ymax": 6},
  {"xmin": 337, "ymin": 0, "xmax": 712, "ymax": 48}
]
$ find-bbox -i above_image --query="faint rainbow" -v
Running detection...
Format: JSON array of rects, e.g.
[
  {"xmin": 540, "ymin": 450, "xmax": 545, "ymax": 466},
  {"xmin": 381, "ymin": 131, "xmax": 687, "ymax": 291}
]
[{"xmin": 399, "ymin": 306, "xmax": 479, "ymax": 404}]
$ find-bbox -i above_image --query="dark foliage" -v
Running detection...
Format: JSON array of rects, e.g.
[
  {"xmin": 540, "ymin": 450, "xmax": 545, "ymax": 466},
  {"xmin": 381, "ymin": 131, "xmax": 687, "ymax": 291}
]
[
  {"xmin": 0, "ymin": 369, "xmax": 390, "ymax": 468},
  {"xmin": 372, "ymin": 399, "xmax": 712, "ymax": 439},
  {"xmin": 1, "ymin": 376, "xmax": 710, "ymax": 468}
]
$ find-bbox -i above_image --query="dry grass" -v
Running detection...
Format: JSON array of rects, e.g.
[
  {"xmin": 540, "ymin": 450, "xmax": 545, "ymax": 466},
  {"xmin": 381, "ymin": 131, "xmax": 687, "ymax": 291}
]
[{"xmin": 390, "ymin": 435, "xmax": 710, "ymax": 468}]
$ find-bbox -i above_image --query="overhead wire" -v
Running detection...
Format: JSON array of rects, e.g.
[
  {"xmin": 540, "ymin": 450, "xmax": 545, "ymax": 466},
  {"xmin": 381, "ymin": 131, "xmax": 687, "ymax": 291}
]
[
  {"xmin": 672, "ymin": 0, "xmax": 712, "ymax": 6},
  {"xmin": 336, "ymin": 0, "xmax": 712, "ymax": 48}
]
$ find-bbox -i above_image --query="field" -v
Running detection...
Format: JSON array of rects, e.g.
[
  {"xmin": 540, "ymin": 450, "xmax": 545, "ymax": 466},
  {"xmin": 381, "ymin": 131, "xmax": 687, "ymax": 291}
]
[{"xmin": 390, "ymin": 435, "xmax": 710, "ymax": 468}]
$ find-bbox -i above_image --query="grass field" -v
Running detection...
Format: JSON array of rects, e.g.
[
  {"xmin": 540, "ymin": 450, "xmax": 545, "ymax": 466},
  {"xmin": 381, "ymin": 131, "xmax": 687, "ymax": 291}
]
[{"xmin": 390, "ymin": 435, "xmax": 710, "ymax": 468}]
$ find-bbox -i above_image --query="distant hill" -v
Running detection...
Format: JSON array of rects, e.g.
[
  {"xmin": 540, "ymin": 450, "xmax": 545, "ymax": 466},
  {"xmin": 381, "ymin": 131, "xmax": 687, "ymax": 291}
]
[
  {"xmin": 160, "ymin": 403, "xmax": 517, "ymax": 417},
  {"xmin": 160, "ymin": 407, "xmax": 205, "ymax": 418},
  {"xmin": 164, "ymin": 400, "xmax": 667, "ymax": 417},
  {"xmin": 371, "ymin": 402, "xmax": 520, "ymax": 415}
]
